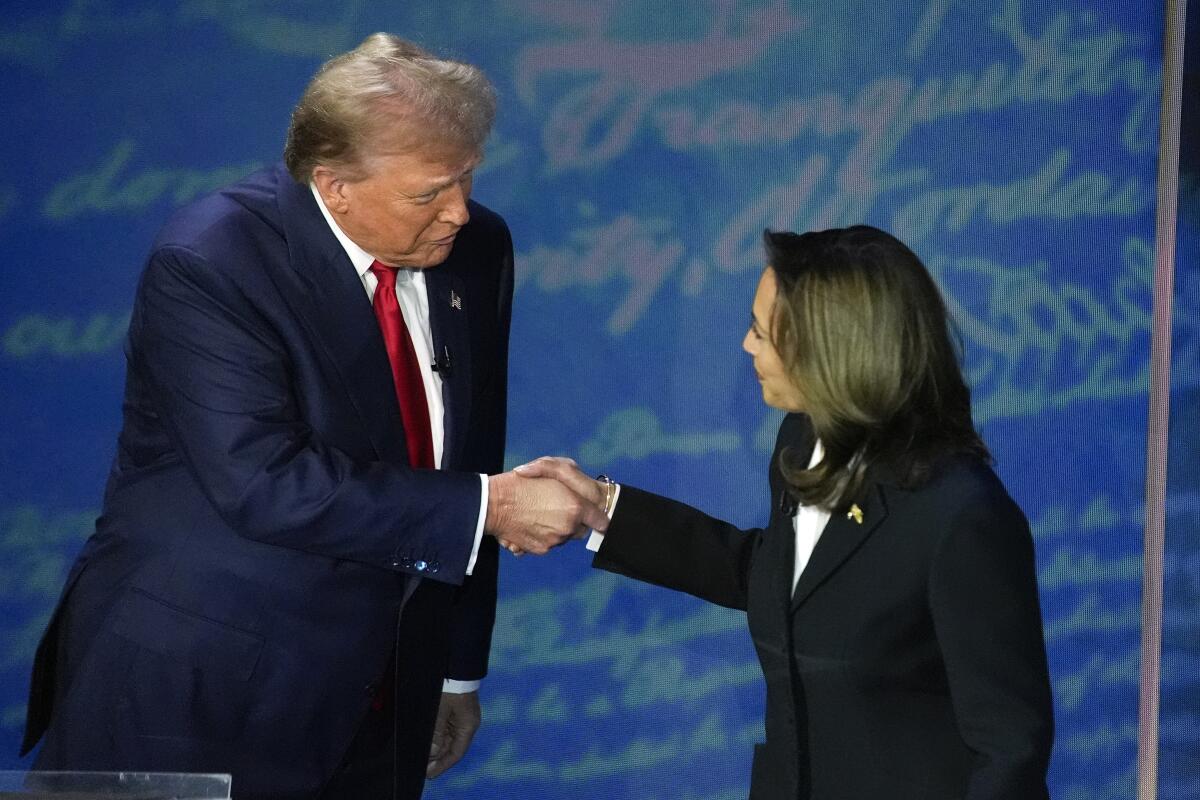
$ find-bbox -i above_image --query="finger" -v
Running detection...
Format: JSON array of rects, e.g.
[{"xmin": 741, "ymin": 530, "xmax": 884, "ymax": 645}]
[
  {"xmin": 497, "ymin": 536, "xmax": 524, "ymax": 556},
  {"xmin": 427, "ymin": 748, "xmax": 450, "ymax": 778},
  {"xmin": 429, "ymin": 726, "xmax": 473, "ymax": 777},
  {"xmin": 523, "ymin": 466, "xmax": 604, "ymax": 514},
  {"xmin": 427, "ymin": 696, "xmax": 480, "ymax": 778},
  {"xmin": 536, "ymin": 455, "xmax": 578, "ymax": 468},
  {"xmin": 514, "ymin": 455, "xmax": 573, "ymax": 472},
  {"xmin": 514, "ymin": 456, "xmax": 582, "ymax": 482},
  {"xmin": 426, "ymin": 708, "xmax": 449, "ymax": 776},
  {"xmin": 513, "ymin": 460, "xmax": 554, "ymax": 478},
  {"xmin": 521, "ymin": 536, "xmax": 552, "ymax": 556},
  {"xmin": 427, "ymin": 747, "xmax": 459, "ymax": 777}
]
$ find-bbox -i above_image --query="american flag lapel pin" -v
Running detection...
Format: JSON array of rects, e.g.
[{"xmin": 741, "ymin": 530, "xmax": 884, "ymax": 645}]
[{"xmin": 450, "ymin": 290, "xmax": 462, "ymax": 310}]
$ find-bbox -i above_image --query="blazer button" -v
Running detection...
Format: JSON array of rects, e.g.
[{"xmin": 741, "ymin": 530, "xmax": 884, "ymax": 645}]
[{"xmin": 415, "ymin": 559, "xmax": 428, "ymax": 572}]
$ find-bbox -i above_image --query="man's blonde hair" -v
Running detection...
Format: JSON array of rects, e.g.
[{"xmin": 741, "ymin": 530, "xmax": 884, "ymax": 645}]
[{"xmin": 284, "ymin": 33, "xmax": 496, "ymax": 182}]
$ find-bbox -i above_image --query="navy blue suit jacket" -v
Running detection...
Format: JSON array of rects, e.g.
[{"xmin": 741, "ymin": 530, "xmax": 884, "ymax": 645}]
[{"xmin": 22, "ymin": 164, "xmax": 512, "ymax": 799}]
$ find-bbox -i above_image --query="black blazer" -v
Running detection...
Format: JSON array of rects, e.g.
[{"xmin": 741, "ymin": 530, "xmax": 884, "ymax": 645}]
[{"xmin": 594, "ymin": 414, "xmax": 1053, "ymax": 800}]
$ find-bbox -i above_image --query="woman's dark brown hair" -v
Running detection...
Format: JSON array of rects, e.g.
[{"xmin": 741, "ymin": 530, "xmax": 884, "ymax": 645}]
[{"xmin": 765, "ymin": 225, "xmax": 989, "ymax": 510}]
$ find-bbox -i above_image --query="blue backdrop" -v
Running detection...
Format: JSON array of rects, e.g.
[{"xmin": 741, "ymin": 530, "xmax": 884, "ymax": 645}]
[{"xmin": 0, "ymin": 2, "xmax": 1190, "ymax": 799}]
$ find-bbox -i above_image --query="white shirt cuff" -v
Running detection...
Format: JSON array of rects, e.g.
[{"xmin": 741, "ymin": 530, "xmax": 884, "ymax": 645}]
[
  {"xmin": 442, "ymin": 678, "xmax": 480, "ymax": 694},
  {"xmin": 585, "ymin": 483, "xmax": 621, "ymax": 552},
  {"xmin": 466, "ymin": 474, "xmax": 488, "ymax": 576}
]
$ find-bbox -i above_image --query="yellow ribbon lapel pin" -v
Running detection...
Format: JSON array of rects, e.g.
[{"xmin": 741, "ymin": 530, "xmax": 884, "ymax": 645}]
[{"xmin": 846, "ymin": 504, "xmax": 863, "ymax": 525}]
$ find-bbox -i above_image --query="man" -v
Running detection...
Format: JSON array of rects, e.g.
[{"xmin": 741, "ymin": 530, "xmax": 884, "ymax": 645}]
[{"xmin": 21, "ymin": 34, "xmax": 603, "ymax": 800}]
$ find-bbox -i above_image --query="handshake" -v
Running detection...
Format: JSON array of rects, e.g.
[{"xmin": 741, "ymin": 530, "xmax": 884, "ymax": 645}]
[{"xmin": 484, "ymin": 457, "xmax": 608, "ymax": 556}]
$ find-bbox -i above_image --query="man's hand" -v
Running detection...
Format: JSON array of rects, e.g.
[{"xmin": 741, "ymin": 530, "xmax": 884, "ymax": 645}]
[
  {"xmin": 426, "ymin": 690, "xmax": 481, "ymax": 779},
  {"xmin": 513, "ymin": 457, "xmax": 605, "ymax": 502},
  {"xmin": 485, "ymin": 460, "xmax": 607, "ymax": 555}
]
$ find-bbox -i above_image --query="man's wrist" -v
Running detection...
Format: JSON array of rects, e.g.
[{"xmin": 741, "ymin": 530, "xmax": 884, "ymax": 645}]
[{"xmin": 483, "ymin": 472, "xmax": 512, "ymax": 534}]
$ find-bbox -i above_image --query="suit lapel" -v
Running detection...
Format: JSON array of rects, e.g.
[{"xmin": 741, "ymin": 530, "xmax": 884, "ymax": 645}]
[
  {"xmin": 424, "ymin": 262, "xmax": 472, "ymax": 470},
  {"xmin": 769, "ymin": 420, "xmax": 813, "ymax": 617},
  {"xmin": 272, "ymin": 171, "xmax": 409, "ymax": 464},
  {"xmin": 771, "ymin": 505, "xmax": 798, "ymax": 622},
  {"xmin": 790, "ymin": 482, "xmax": 890, "ymax": 611}
]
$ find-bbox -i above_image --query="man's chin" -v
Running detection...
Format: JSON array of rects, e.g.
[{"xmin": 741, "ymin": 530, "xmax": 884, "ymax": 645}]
[{"xmin": 389, "ymin": 242, "xmax": 456, "ymax": 269}]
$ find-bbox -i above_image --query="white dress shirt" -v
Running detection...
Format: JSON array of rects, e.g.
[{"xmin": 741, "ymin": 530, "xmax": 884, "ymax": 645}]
[{"xmin": 312, "ymin": 185, "xmax": 485, "ymax": 693}]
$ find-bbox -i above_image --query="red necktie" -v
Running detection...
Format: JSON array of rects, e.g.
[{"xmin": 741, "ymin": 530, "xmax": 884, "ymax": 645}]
[{"xmin": 369, "ymin": 261, "xmax": 435, "ymax": 469}]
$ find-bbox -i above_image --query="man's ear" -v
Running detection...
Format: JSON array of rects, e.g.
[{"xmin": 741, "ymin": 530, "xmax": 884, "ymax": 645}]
[{"xmin": 312, "ymin": 166, "xmax": 349, "ymax": 214}]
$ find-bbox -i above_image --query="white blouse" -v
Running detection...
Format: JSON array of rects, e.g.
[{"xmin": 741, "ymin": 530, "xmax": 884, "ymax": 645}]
[{"xmin": 791, "ymin": 440, "xmax": 831, "ymax": 592}]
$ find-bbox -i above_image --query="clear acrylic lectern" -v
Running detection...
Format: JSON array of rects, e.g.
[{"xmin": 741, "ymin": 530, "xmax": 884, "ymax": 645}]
[{"xmin": 0, "ymin": 772, "xmax": 231, "ymax": 799}]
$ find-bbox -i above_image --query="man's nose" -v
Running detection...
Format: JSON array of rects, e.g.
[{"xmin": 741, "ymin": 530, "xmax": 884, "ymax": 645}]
[{"xmin": 438, "ymin": 183, "xmax": 470, "ymax": 227}]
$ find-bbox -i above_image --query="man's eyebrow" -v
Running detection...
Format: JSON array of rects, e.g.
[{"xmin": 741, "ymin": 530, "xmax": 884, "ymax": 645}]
[
  {"xmin": 400, "ymin": 177, "xmax": 453, "ymax": 197},
  {"xmin": 401, "ymin": 163, "xmax": 479, "ymax": 197}
]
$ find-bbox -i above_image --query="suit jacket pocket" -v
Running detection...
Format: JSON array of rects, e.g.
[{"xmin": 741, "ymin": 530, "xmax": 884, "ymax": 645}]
[
  {"xmin": 112, "ymin": 588, "xmax": 265, "ymax": 742},
  {"xmin": 112, "ymin": 587, "xmax": 264, "ymax": 680}
]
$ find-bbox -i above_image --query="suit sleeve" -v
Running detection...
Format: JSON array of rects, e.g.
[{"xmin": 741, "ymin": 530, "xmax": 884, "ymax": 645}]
[
  {"xmin": 129, "ymin": 244, "xmax": 480, "ymax": 583},
  {"xmin": 443, "ymin": 219, "xmax": 513, "ymax": 680},
  {"xmin": 592, "ymin": 486, "xmax": 762, "ymax": 610},
  {"xmin": 592, "ymin": 414, "xmax": 809, "ymax": 610},
  {"xmin": 928, "ymin": 492, "xmax": 1055, "ymax": 800}
]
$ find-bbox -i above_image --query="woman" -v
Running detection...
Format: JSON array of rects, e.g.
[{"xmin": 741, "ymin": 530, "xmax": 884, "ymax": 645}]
[{"xmin": 519, "ymin": 225, "xmax": 1054, "ymax": 800}]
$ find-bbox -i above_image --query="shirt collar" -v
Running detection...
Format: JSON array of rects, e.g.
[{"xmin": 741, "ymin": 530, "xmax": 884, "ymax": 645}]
[
  {"xmin": 309, "ymin": 183, "xmax": 378, "ymax": 280},
  {"xmin": 808, "ymin": 439, "xmax": 824, "ymax": 468}
]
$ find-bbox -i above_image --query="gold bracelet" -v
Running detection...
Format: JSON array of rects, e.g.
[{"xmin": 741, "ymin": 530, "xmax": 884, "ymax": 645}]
[{"xmin": 596, "ymin": 473, "xmax": 616, "ymax": 517}]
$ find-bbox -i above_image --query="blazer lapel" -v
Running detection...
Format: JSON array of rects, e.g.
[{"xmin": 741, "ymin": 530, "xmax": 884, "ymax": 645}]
[
  {"xmin": 272, "ymin": 171, "xmax": 409, "ymax": 465},
  {"xmin": 769, "ymin": 420, "xmax": 813, "ymax": 615},
  {"xmin": 790, "ymin": 482, "xmax": 890, "ymax": 611},
  {"xmin": 424, "ymin": 266, "xmax": 472, "ymax": 470},
  {"xmin": 771, "ymin": 505, "xmax": 798, "ymax": 621}
]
